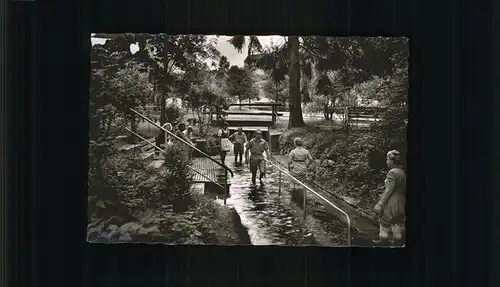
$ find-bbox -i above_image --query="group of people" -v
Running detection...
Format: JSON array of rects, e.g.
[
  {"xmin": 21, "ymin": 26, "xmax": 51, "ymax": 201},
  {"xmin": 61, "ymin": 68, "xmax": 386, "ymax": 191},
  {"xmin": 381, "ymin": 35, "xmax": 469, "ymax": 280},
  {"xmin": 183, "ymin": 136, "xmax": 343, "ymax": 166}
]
[
  {"xmin": 218, "ymin": 124, "xmax": 407, "ymax": 245},
  {"xmin": 217, "ymin": 123, "xmax": 270, "ymax": 186},
  {"xmin": 155, "ymin": 121, "xmax": 406, "ymax": 245},
  {"xmin": 154, "ymin": 122, "xmax": 195, "ymax": 158}
]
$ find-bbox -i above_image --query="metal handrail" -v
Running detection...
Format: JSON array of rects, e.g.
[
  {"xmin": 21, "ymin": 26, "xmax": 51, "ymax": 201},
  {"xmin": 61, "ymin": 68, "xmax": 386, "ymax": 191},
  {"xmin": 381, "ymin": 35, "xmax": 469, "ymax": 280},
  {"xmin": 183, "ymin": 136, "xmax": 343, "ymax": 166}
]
[
  {"xmin": 130, "ymin": 108, "xmax": 234, "ymax": 178},
  {"xmin": 264, "ymin": 159, "xmax": 352, "ymax": 246},
  {"xmin": 124, "ymin": 128, "xmax": 226, "ymax": 191}
]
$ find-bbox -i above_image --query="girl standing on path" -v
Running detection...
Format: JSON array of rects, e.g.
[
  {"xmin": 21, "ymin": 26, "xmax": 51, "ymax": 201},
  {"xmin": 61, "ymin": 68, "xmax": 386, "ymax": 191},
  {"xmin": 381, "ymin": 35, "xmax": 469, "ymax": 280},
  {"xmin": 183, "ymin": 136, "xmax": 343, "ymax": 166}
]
[
  {"xmin": 373, "ymin": 150, "xmax": 406, "ymax": 246},
  {"xmin": 154, "ymin": 122, "xmax": 173, "ymax": 158},
  {"xmin": 287, "ymin": 138, "xmax": 313, "ymax": 190},
  {"xmin": 218, "ymin": 122, "xmax": 232, "ymax": 165}
]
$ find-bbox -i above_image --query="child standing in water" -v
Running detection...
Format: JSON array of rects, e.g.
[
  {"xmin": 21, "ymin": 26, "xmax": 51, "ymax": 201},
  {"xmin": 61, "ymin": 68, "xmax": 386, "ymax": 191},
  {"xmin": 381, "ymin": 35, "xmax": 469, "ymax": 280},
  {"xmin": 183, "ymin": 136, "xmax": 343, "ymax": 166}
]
[
  {"xmin": 218, "ymin": 122, "xmax": 231, "ymax": 165},
  {"xmin": 245, "ymin": 130, "xmax": 271, "ymax": 186}
]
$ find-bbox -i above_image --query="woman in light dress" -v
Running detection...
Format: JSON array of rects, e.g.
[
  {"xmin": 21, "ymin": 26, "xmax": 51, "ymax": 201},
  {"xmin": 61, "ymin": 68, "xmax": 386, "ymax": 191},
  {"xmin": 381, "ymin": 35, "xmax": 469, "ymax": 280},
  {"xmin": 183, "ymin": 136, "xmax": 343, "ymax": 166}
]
[
  {"xmin": 154, "ymin": 122, "xmax": 173, "ymax": 158},
  {"xmin": 218, "ymin": 122, "xmax": 232, "ymax": 165},
  {"xmin": 161, "ymin": 122, "xmax": 174, "ymax": 155},
  {"xmin": 373, "ymin": 150, "xmax": 406, "ymax": 246},
  {"xmin": 287, "ymin": 138, "xmax": 313, "ymax": 190}
]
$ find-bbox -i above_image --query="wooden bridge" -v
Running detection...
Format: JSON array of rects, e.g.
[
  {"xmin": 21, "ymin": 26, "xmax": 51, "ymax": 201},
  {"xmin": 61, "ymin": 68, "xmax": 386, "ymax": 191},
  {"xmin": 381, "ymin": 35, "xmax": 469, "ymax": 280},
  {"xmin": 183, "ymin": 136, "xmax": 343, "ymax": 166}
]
[
  {"xmin": 222, "ymin": 102, "xmax": 283, "ymax": 128},
  {"xmin": 212, "ymin": 102, "xmax": 284, "ymax": 149}
]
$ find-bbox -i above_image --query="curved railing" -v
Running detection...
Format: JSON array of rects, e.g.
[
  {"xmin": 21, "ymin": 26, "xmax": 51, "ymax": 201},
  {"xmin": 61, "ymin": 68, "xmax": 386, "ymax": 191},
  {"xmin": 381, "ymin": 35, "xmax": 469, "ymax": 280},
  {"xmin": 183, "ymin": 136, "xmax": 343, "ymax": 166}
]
[
  {"xmin": 130, "ymin": 108, "xmax": 234, "ymax": 178},
  {"xmin": 124, "ymin": 127, "xmax": 226, "ymax": 190},
  {"xmin": 264, "ymin": 159, "xmax": 352, "ymax": 246}
]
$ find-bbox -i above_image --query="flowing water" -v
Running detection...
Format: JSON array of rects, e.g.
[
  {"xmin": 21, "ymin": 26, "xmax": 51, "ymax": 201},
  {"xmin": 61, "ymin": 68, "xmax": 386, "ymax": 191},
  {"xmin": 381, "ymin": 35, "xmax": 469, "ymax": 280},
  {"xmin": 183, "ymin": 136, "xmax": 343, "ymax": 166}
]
[
  {"xmin": 207, "ymin": 160, "xmax": 318, "ymax": 246},
  {"xmin": 203, "ymin": 155, "xmax": 379, "ymax": 246}
]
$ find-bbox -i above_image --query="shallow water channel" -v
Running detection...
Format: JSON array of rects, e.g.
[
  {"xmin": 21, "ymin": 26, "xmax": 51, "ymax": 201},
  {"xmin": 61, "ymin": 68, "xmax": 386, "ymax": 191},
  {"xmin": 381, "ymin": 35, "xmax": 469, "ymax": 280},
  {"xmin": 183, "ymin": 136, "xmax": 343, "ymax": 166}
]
[{"xmin": 201, "ymin": 156, "xmax": 379, "ymax": 246}]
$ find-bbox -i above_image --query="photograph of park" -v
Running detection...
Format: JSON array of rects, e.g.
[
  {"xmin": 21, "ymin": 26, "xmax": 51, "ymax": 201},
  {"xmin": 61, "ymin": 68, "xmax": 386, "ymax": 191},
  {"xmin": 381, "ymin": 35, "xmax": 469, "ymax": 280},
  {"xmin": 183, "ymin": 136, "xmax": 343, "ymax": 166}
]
[{"xmin": 88, "ymin": 34, "xmax": 408, "ymax": 246}]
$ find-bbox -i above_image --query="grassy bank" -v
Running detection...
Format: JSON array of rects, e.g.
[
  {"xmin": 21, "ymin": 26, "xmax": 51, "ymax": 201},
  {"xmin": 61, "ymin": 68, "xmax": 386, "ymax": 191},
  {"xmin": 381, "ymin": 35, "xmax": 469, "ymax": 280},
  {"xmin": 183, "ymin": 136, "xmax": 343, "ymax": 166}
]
[
  {"xmin": 87, "ymin": 147, "xmax": 246, "ymax": 245},
  {"xmin": 277, "ymin": 123, "xmax": 403, "ymax": 215}
]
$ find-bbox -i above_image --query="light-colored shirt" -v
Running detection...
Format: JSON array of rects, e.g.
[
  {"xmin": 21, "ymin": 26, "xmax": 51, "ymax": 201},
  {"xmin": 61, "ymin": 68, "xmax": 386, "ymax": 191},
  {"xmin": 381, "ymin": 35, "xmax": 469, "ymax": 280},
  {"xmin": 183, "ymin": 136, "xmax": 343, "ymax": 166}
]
[
  {"xmin": 218, "ymin": 129, "xmax": 230, "ymax": 138},
  {"xmin": 229, "ymin": 132, "xmax": 247, "ymax": 144},
  {"xmin": 246, "ymin": 138, "xmax": 269, "ymax": 159},
  {"xmin": 288, "ymin": 147, "xmax": 312, "ymax": 163}
]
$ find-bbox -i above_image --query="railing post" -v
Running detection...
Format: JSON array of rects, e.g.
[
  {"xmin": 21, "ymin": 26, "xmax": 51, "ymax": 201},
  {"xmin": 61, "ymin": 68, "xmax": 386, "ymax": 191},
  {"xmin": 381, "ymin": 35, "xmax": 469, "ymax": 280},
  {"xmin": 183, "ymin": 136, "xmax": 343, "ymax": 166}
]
[
  {"xmin": 224, "ymin": 169, "xmax": 228, "ymax": 205},
  {"xmin": 278, "ymin": 170, "xmax": 282, "ymax": 196},
  {"xmin": 303, "ymin": 186, "xmax": 307, "ymax": 220}
]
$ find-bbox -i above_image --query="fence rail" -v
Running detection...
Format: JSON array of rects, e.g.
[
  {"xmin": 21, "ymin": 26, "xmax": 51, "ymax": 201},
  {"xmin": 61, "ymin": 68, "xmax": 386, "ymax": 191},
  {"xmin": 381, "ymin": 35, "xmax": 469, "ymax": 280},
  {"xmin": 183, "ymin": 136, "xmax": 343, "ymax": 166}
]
[
  {"xmin": 265, "ymin": 159, "xmax": 352, "ymax": 246},
  {"xmin": 124, "ymin": 128, "xmax": 226, "ymax": 191}
]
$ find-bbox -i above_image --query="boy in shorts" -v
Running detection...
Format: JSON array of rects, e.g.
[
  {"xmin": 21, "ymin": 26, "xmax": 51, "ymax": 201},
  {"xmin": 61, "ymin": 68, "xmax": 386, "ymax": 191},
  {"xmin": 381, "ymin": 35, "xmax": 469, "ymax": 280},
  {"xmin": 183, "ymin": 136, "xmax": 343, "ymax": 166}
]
[{"xmin": 245, "ymin": 130, "xmax": 271, "ymax": 186}]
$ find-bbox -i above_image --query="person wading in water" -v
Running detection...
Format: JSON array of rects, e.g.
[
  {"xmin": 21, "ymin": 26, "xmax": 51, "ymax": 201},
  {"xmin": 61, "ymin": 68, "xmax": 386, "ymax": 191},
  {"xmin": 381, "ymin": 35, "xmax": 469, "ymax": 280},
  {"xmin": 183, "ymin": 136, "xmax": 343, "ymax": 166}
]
[
  {"xmin": 245, "ymin": 130, "xmax": 271, "ymax": 187},
  {"xmin": 287, "ymin": 137, "xmax": 313, "ymax": 190},
  {"xmin": 229, "ymin": 127, "xmax": 247, "ymax": 165},
  {"xmin": 217, "ymin": 122, "xmax": 232, "ymax": 165}
]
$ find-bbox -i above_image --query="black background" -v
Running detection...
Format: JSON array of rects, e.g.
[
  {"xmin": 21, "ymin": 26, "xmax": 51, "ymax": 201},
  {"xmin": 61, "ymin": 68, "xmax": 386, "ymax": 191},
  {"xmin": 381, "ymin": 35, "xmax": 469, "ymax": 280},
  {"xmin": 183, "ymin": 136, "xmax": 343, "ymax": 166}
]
[{"xmin": 6, "ymin": 0, "xmax": 495, "ymax": 285}]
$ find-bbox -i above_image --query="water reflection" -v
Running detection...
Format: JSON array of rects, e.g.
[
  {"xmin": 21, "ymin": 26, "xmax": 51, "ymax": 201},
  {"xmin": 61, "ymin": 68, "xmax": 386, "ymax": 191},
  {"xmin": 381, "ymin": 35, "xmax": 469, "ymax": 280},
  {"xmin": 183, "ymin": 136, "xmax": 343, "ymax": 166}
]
[
  {"xmin": 201, "ymin": 156, "xmax": 378, "ymax": 246},
  {"xmin": 220, "ymin": 160, "xmax": 314, "ymax": 245}
]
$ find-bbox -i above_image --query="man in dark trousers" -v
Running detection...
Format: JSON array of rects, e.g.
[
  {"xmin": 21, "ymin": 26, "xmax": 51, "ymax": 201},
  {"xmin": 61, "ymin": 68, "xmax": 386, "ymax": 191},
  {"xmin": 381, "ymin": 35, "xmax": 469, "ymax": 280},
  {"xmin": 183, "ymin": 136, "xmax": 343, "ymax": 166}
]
[
  {"xmin": 245, "ymin": 130, "xmax": 271, "ymax": 186},
  {"xmin": 229, "ymin": 127, "xmax": 247, "ymax": 165}
]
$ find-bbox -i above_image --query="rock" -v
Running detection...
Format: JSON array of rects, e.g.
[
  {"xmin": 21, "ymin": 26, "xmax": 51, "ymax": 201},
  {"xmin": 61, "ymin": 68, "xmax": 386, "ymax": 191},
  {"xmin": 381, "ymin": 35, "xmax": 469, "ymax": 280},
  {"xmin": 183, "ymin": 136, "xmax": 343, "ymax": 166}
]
[
  {"xmin": 95, "ymin": 200, "xmax": 106, "ymax": 209},
  {"xmin": 107, "ymin": 224, "xmax": 119, "ymax": 232},
  {"xmin": 105, "ymin": 230, "xmax": 120, "ymax": 240},
  {"xmin": 326, "ymin": 160, "xmax": 335, "ymax": 167},
  {"xmin": 120, "ymin": 222, "xmax": 143, "ymax": 234},
  {"xmin": 144, "ymin": 226, "xmax": 161, "ymax": 234},
  {"xmin": 87, "ymin": 220, "xmax": 104, "ymax": 236},
  {"xmin": 136, "ymin": 225, "xmax": 161, "ymax": 235},
  {"xmin": 118, "ymin": 233, "xmax": 133, "ymax": 241}
]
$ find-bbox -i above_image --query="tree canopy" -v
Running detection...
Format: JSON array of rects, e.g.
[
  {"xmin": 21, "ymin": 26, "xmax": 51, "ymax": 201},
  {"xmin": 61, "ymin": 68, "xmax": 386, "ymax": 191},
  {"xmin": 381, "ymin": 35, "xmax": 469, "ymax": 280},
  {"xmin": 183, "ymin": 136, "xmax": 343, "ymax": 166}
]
[{"xmin": 225, "ymin": 65, "xmax": 260, "ymax": 104}]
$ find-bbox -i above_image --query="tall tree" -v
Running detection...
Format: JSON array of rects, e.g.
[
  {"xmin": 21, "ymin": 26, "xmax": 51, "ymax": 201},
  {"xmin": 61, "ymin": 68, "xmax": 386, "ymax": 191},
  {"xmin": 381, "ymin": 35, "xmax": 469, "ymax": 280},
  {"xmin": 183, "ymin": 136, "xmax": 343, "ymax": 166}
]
[
  {"xmin": 286, "ymin": 36, "xmax": 305, "ymax": 127},
  {"xmin": 217, "ymin": 56, "xmax": 230, "ymax": 74},
  {"xmin": 98, "ymin": 34, "xmax": 221, "ymax": 125},
  {"xmin": 90, "ymin": 43, "xmax": 152, "ymax": 143},
  {"xmin": 228, "ymin": 36, "xmax": 263, "ymax": 57},
  {"xmin": 225, "ymin": 65, "xmax": 259, "ymax": 106},
  {"xmin": 229, "ymin": 36, "xmax": 308, "ymax": 127}
]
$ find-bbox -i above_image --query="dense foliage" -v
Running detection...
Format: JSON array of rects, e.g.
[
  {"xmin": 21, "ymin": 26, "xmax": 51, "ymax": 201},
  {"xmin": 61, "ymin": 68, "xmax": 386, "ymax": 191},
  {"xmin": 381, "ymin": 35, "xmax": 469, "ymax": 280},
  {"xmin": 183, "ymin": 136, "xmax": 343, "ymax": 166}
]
[
  {"xmin": 232, "ymin": 36, "xmax": 408, "ymax": 128},
  {"xmin": 225, "ymin": 65, "xmax": 260, "ymax": 105},
  {"xmin": 88, "ymin": 34, "xmax": 246, "ymax": 243}
]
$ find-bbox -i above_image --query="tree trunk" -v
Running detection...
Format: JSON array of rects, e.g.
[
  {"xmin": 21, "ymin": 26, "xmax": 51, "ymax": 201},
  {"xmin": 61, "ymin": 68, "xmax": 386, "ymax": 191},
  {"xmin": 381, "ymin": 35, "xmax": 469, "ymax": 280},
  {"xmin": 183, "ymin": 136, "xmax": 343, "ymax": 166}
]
[
  {"xmin": 196, "ymin": 109, "xmax": 203, "ymax": 134},
  {"xmin": 160, "ymin": 95, "xmax": 166, "ymax": 125},
  {"xmin": 128, "ymin": 114, "xmax": 138, "ymax": 143},
  {"xmin": 287, "ymin": 36, "xmax": 305, "ymax": 128}
]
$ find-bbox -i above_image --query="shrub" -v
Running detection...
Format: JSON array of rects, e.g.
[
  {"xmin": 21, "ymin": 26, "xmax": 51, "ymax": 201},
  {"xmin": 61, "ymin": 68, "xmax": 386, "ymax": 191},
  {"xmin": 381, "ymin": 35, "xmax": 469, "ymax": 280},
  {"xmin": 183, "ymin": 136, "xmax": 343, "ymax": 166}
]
[
  {"xmin": 159, "ymin": 144, "xmax": 193, "ymax": 212},
  {"xmin": 279, "ymin": 126, "xmax": 401, "ymax": 208}
]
